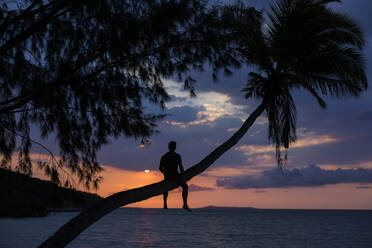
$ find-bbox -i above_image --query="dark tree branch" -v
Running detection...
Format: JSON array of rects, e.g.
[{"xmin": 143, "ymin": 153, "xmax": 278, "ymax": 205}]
[{"xmin": 0, "ymin": 0, "xmax": 75, "ymax": 53}]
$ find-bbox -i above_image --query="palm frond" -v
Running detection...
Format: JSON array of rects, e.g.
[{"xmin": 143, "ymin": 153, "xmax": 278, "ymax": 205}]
[
  {"xmin": 266, "ymin": 86, "xmax": 297, "ymax": 167},
  {"xmin": 242, "ymin": 72, "xmax": 267, "ymax": 99},
  {"xmin": 317, "ymin": 10, "xmax": 364, "ymax": 49},
  {"xmin": 301, "ymin": 83, "xmax": 327, "ymax": 108}
]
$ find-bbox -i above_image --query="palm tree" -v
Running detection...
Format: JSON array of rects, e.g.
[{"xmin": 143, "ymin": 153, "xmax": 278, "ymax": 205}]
[
  {"xmin": 241, "ymin": 0, "xmax": 367, "ymax": 165},
  {"xmin": 39, "ymin": 0, "xmax": 367, "ymax": 247}
]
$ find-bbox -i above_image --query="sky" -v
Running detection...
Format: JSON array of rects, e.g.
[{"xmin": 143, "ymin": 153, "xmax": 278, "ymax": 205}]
[{"xmin": 32, "ymin": 0, "xmax": 372, "ymax": 209}]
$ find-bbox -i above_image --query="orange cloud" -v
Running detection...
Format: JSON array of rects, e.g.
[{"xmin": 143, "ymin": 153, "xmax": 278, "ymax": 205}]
[{"xmin": 235, "ymin": 135, "xmax": 339, "ymax": 156}]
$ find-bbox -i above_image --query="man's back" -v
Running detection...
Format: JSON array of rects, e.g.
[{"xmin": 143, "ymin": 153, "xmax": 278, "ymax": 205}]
[
  {"xmin": 159, "ymin": 141, "xmax": 190, "ymax": 211},
  {"xmin": 160, "ymin": 151, "xmax": 181, "ymax": 176}
]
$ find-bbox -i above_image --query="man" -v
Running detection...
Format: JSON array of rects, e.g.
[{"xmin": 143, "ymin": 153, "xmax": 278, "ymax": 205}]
[{"xmin": 159, "ymin": 141, "xmax": 191, "ymax": 211}]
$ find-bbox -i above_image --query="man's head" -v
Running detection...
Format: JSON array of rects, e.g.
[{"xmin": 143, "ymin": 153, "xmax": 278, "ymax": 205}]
[{"xmin": 168, "ymin": 141, "xmax": 176, "ymax": 151}]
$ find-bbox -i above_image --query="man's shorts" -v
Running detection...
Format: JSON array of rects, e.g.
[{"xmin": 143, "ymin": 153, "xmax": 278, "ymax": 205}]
[{"xmin": 164, "ymin": 173, "xmax": 185, "ymax": 185}]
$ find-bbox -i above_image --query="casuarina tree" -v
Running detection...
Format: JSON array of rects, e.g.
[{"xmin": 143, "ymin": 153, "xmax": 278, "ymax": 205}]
[
  {"xmin": 38, "ymin": 0, "xmax": 367, "ymax": 247},
  {"xmin": 0, "ymin": 0, "xmax": 261, "ymax": 188}
]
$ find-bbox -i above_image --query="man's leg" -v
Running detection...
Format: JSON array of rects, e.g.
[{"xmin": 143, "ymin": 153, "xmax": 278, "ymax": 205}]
[
  {"xmin": 181, "ymin": 179, "xmax": 191, "ymax": 211},
  {"xmin": 163, "ymin": 192, "xmax": 168, "ymax": 209}
]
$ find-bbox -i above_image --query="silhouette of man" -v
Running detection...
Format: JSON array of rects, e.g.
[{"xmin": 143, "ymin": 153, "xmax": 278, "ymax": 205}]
[{"xmin": 159, "ymin": 141, "xmax": 191, "ymax": 211}]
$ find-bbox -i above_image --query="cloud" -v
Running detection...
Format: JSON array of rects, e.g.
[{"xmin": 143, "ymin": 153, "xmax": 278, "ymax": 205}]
[
  {"xmin": 177, "ymin": 184, "xmax": 214, "ymax": 192},
  {"xmin": 356, "ymin": 185, "xmax": 371, "ymax": 190},
  {"xmin": 234, "ymin": 134, "xmax": 339, "ymax": 156},
  {"xmin": 164, "ymin": 79, "xmax": 249, "ymax": 125},
  {"xmin": 188, "ymin": 184, "xmax": 214, "ymax": 191},
  {"xmin": 216, "ymin": 164, "xmax": 372, "ymax": 189},
  {"xmin": 255, "ymin": 189, "xmax": 266, "ymax": 193},
  {"xmin": 167, "ymin": 106, "xmax": 200, "ymax": 123}
]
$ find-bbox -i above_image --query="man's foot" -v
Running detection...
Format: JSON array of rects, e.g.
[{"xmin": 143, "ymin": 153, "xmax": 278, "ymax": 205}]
[
  {"xmin": 163, "ymin": 206, "xmax": 168, "ymax": 209},
  {"xmin": 183, "ymin": 205, "xmax": 192, "ymax": 212}
]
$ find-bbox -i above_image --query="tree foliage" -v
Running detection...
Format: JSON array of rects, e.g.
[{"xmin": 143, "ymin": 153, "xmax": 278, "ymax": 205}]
[{"xmin": 0, "ymin": 0, "xmax": 261, "ymax": 188}]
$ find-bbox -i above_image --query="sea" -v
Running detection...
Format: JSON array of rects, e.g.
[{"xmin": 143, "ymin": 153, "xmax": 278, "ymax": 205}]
[{"xmin": 1, "ymin": 208, "xmax": 371, "ymax": 248}]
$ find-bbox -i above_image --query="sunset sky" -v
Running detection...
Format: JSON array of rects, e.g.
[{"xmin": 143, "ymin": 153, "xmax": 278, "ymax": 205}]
[{"xmin": 31, "ymin": 0, "xmax": 372, "ymax": 209}]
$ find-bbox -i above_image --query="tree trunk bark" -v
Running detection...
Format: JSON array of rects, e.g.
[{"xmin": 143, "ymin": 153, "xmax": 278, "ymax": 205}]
[{"xmin": 39, "ymin": 100, "xmax": 267, "ymax": 248}]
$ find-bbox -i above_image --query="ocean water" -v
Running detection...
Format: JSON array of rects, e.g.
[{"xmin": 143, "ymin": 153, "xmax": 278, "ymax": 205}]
[{"xmin": 1, "ymin": 208, "xmax": 371, "ymax": 248}]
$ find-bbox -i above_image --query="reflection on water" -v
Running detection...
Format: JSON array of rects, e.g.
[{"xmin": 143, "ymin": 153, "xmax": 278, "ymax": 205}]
[{"xmin": 1, "ymin": 208, "xmax": 372, "ymax": 248}]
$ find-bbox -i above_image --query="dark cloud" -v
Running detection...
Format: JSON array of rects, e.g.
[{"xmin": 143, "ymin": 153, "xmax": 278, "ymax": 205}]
[
  {"xmin": 255, "ymin": 189, "xmax": 266, "ymax": 193},
  {"xmin": 188, "ymin": 184, "xmax": 214, "ymax": 191},
  {"xmin": 167, "ymin": 106, "xmax": 201, "ymax": 123},
  {"xmin": 216, "ymin": 164, "xmax": 372, "ymax": 189},
  {"xmin": 177, "ymin": 184, "xmax": 214, "ymax": 192}
]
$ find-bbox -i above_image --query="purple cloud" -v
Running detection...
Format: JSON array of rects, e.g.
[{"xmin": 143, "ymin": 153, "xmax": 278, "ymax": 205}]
[
  {"xmin": 177, "ymin": 184, "xmax": 214, "ymax": 192},
  {"xmin": 216, "ymin": 165, "xmax": 372, "ymax": 189},
  {"xmin": 356, "ymin": 185, "xmax": 371, "ymax": 190},
  {"xmin": 255, "ymin": 189, "xmax": 266, "ymax": 193},
  {"xmin": 167, "ymin": 106, "xmax": 201, "ymax": 123}
]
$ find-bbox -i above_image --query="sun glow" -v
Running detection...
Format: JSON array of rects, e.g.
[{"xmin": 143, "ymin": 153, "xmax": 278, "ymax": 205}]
[{"xmin": 144, "ymin": 170, "xmax": 150, "ymax": 173}]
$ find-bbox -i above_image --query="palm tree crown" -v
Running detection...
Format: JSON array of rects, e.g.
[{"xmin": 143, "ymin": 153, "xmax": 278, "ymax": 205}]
[{"xmin": 242, "ymin": 0, "xmax": 367, "ymax": 166}]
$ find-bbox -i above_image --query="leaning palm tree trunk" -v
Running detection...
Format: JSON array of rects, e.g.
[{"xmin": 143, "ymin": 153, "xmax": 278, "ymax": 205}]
[{"xmin": 39, "ymin": 100, "xmax": 267, "ymax": 248}]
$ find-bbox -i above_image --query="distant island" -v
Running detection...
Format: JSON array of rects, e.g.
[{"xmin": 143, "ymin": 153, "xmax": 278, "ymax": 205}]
[
  {"xmin": 0, "ymin": 168, "xmax": 102, "ymax": 217},
  {"xmin": 199, "ymin": 206, "xmax": 258, "ymax": 210}
]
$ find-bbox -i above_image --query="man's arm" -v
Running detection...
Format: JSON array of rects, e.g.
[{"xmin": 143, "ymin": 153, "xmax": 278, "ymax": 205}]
[
  {"xmin": 159, "ymin": 157, "xmax": 165, "ymax": 174},
  {"xmin": 178, "ymin": 155, "xmax": 185, "ymax": 174}
]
